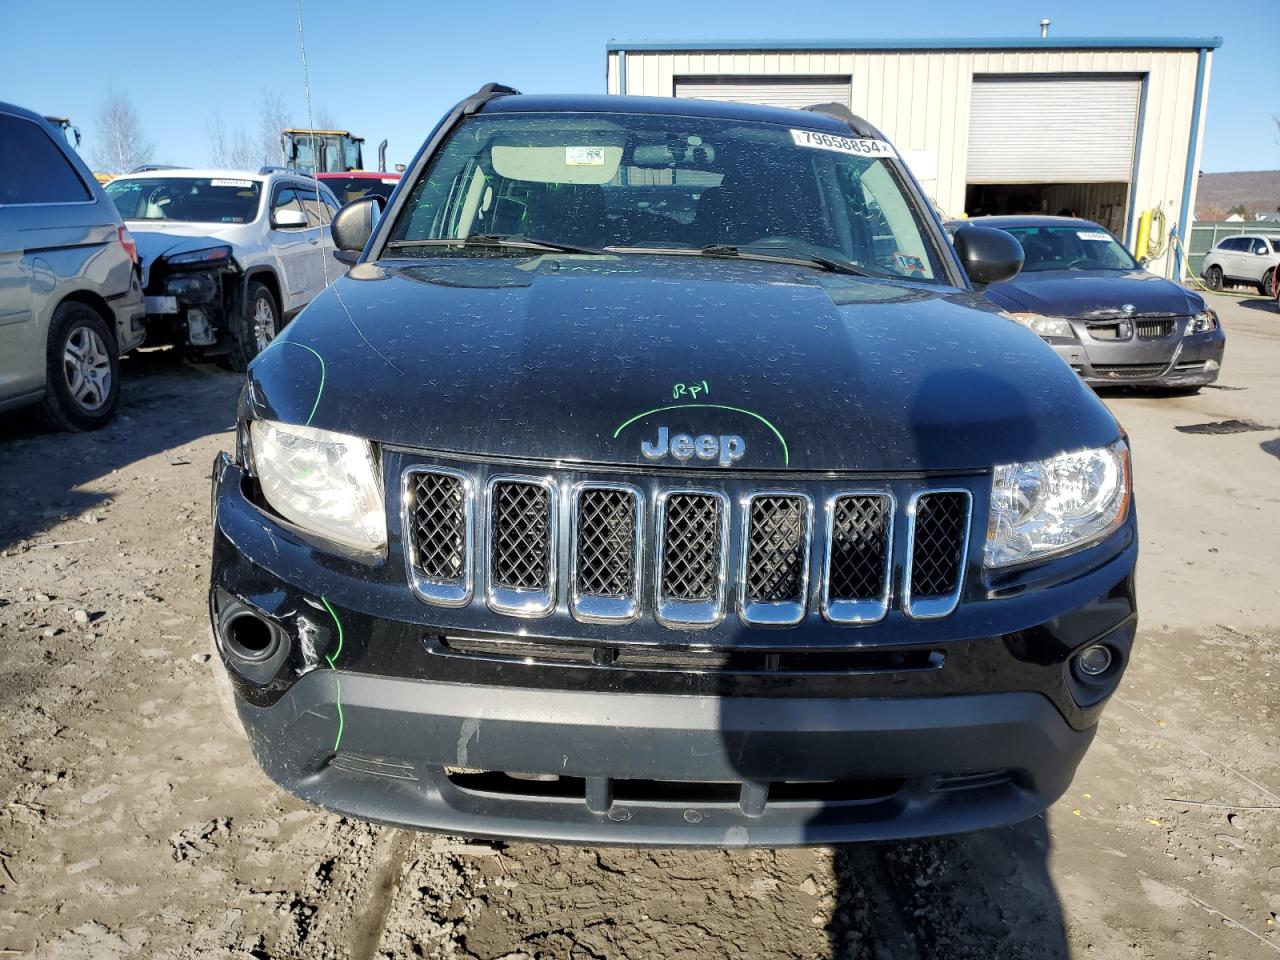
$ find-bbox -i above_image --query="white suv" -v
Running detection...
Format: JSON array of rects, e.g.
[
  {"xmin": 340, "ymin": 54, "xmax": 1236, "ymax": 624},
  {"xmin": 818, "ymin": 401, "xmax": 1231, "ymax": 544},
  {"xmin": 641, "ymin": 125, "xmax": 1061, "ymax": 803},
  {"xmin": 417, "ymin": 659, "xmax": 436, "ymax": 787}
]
[
  {"xmin": 1201, "ymin": 233, "xmax": 1280, "ymax": 296},
  {"xmin": 105, "ymin": 167, "xmax": 342, "ymax": 370}
]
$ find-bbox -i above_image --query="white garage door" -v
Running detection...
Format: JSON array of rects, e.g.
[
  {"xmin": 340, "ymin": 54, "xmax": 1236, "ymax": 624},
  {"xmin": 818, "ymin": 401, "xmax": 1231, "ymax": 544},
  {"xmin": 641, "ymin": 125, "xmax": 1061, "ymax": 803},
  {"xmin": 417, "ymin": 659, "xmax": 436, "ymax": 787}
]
[
  {"xmin": 967, "ymin": 76, "xmax": 1141, "ymax": 183},
  {"xmin": 674, "ymin": 77, "xmax": 852, "ymax": 111}
]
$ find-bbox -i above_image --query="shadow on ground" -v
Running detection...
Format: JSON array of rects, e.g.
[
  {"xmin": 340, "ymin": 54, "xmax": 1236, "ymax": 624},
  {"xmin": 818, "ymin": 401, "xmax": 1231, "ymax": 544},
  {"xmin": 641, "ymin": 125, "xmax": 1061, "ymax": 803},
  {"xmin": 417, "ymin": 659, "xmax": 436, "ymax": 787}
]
[{"xmin": 0, "ymin": 349, "xmax": 240, "ymax": 551}]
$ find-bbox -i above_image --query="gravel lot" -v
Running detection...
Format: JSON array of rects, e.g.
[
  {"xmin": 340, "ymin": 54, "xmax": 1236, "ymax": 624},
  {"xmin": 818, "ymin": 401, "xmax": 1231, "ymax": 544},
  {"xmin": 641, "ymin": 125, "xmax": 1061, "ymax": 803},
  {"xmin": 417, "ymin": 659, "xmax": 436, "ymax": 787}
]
[{"xmin": 1, "ymin": 291, "xmax": 1277, "ymax": 959}]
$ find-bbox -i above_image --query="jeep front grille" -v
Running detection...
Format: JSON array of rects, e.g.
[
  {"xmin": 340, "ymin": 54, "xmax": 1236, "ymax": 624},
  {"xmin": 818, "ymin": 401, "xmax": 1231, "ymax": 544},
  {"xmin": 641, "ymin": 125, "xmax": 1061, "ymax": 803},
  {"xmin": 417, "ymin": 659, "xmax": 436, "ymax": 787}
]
[
  {"xmin": 656, "ymin": 491, "xmax": 728, "ymax": 626},
  {"xmin": 571, "ymin": 485, "xmax": 641, "ymax": 622},
  {"xmin": 904, "ymin": 490, "xmax": 972, "ymax": 620},
  {"xmin": 404, "ymin": 469, "xmax": 472, "ymax": 606},
  {"xmin": 402, "ymin": 465, "xmax": 974, "ymax": 626},
  {"xmin": 486, "ymin": 478, "xmax": 557, "ymax": 616},
  {"xmin": 823, "ymin": 493, "xmax": 893, "ymax": 623}
]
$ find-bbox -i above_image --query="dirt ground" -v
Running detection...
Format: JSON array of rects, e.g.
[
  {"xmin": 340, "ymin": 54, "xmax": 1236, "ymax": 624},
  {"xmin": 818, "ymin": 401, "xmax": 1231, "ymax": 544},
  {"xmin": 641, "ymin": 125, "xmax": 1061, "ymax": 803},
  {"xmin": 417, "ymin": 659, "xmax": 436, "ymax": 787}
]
[{"xmin": 1, "ymin": 291, "xmax": 1277, "ymax": 960}]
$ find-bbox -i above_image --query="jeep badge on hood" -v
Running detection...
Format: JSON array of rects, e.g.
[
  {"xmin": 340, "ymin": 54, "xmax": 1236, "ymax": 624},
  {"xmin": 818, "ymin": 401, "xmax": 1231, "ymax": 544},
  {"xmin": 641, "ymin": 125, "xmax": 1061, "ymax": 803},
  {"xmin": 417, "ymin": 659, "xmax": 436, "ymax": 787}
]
[{"xmin": 641, "ymin": 426, "xmax": 746, "ymax": 467}]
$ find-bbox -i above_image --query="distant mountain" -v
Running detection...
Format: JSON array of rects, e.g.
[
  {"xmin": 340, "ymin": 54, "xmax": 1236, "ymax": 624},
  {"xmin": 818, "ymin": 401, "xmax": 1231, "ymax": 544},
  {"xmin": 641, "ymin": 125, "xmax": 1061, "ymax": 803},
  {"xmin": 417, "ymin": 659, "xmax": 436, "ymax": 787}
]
[{"xmin": 1195, "ymin": 170, "xmax": 1280, "ymax": 220}]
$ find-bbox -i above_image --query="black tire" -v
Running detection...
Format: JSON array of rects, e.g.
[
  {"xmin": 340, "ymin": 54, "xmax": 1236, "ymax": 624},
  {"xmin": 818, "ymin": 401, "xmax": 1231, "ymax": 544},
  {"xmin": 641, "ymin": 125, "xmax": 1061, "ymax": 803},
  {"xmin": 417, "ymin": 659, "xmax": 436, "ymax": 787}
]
[
  {"xmin": 1259, "ymin": 268, "xmax": 1275, "ymax": 298},
  {"xmin": 39, "ymin": 301, "xmax": 120, "ymax": 432},
  {"xmin": 1205, "ymin": 265, "xmax": 1223, "ymax": 291},
  {"xmin": 225, "ymin": 280, "xmax": 278, "ymax": 372}
]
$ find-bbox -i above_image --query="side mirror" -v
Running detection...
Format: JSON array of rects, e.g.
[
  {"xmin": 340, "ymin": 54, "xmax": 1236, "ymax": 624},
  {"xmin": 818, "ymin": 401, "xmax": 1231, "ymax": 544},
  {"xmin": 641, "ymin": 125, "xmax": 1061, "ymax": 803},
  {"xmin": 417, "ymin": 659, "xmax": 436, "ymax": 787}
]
[
  {"xmin": 272, "ymin": 208, "xmax": 308, "ymax": 229},
  {"xmin": 1138, "ymin": 256, "xmax": 1150, "ymax": 268},
  {"xmin": 331, "ymin": 196, "xmax": 382, "ymax": 265},
  {"xmin": 952, "ymin": 226, "xmax": 1024, "ymax": 286}
]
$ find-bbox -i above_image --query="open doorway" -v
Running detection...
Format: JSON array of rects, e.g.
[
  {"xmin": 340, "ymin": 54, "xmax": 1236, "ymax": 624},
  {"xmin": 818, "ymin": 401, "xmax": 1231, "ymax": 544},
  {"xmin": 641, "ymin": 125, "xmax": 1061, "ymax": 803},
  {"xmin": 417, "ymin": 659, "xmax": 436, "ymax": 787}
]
[{"xmin": 964, "ymin": 182, "xmax": 1129, "ymax": 237}]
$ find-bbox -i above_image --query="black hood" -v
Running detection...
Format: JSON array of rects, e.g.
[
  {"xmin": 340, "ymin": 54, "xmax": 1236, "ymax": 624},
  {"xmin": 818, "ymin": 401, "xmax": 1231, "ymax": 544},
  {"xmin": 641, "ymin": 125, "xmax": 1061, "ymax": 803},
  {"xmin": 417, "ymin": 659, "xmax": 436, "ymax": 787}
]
[
  {"xmin": 983, "ymin": 268, "xmax": 1206, "ymax": 319},
  {"xmin": 246, "ymin": 255, "xmax": 1118, "ymax": 473}
]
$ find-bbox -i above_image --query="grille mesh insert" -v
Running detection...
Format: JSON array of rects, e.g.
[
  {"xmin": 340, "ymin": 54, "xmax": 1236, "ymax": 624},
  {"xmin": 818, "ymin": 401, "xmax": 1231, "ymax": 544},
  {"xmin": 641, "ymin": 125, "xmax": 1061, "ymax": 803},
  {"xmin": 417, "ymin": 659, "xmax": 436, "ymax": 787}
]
[
  {"xmin": 1136, "ymin": 319, "xmax": 1176, "ymax": 339},
  {"xmin": 828, "ymin": 495, "xmax": 891, "ymax": 601},
  {"xmin": 744, "ymin": 496, "xmax": 807, "ymax": 603},
  {"xmin": 909, "ymin": 493, "xmax": 968, "ymax": 599},
  {"xmin": 661, "ymin": 494, "xmax": 723, "ymax": 601},
  {"xmin": 1093, "ymin": 363, "xmax": 1167, "ymax": 378},
  {"xmin": 490, "ymin": 481, "xmax": 552, "ymax": 591},
  {"xmin": 407, "ymin": 472, "xmax": 467, "ymax": 583},
  {"xmin": 575, "ymin": 489, "xmax": 637, "ymax": 599}
]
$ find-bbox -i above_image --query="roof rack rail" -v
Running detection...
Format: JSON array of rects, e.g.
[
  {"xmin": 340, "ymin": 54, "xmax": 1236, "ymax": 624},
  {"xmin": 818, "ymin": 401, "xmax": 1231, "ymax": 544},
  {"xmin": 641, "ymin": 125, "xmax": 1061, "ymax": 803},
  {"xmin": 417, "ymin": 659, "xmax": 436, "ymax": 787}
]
[
  {"xmin": 800, "ymin": 103, "xmax": 881, "ymax": 139},
  {"xmin": 258, "ymin": 165, "xmax": 293, "ymax": 176},
  {"xmin": 129, "ymin": 163, "xmax": 188, "ymax": 173},
  {"xmin": 460, "ymin": 82, "xmax": 521, "ymax": 116}
]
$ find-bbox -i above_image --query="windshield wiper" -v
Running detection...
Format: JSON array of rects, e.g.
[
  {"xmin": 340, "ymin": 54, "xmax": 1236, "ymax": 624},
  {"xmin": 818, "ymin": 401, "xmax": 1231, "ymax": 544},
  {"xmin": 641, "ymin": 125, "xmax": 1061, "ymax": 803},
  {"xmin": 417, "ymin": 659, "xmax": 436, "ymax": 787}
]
[
  {"xmin": 698, "ymin": 244, "xmax": 873, "ymax": 277},
  {"xmin": 386, "ymin": 234, "xmax": 604, "ymax": 256},
  {"xmin": 605, "ymin": 243, "xmax": 874, "ymax": 277}
]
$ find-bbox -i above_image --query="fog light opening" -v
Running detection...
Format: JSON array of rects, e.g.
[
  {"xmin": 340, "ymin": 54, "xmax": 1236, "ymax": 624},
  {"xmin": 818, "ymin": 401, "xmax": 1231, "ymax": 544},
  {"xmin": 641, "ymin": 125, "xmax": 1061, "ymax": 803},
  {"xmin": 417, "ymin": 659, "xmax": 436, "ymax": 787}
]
[
  {"xmin": 1076, "ymin": 643, "xmax": 1113, "ymax": 678},
  {"xmin": 223, "ymin": 612, "xmax": 277, "ymax": 662}
]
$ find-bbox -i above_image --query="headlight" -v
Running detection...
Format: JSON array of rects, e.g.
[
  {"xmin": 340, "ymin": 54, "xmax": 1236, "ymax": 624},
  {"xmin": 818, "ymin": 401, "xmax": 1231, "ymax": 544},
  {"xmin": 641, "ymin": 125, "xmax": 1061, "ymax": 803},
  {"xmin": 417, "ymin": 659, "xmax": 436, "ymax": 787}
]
[
  {"xmin": 1007, "ymin": 313, "xmax": 1075, "ymax": 339},
  {"xmin": 166, "ymin": 245, "xmax": 233, "ymax": 269},
  {"xmin": 985, "ymin": 440, "xmax": 1131, "ymax": 568},
  {"xmin": 1184, "ymin": 310, "xmax": 1218, "ymax": 335},
  {"xmin": 249, "ymin": 419, "xmax": 386, "ymax": 553}
]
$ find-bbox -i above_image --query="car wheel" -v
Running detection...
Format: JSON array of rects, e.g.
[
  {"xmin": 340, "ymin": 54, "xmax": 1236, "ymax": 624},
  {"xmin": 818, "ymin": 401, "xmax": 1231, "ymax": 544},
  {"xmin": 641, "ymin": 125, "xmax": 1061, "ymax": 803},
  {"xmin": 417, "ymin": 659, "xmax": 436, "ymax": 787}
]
[
  {"xmin": 225, "ymin": 281, "xmax": 278, "ymax": 372},
  {"xmin": 1205, "ymin": 265, "xmax": 1223, "ymax": 291},
  {"xmin": 39, "ymin": 301, "xmax": 120, "ymax": 432},
  {"xmin": 1259, "ymin": 268, "xmax": 1276, "ymax": 298}
]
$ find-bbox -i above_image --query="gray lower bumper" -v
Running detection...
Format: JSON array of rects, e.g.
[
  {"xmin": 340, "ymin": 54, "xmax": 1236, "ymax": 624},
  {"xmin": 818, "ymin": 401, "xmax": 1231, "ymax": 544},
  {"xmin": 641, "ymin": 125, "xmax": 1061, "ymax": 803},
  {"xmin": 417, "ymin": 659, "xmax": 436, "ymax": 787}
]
[
  {"xmin": 236, "ymin": 670, "xmax": 1094, "ymax": 847},
  {"xmin": 1050, "ymin": 330, "xmax": 1226, "ymax": 386}
]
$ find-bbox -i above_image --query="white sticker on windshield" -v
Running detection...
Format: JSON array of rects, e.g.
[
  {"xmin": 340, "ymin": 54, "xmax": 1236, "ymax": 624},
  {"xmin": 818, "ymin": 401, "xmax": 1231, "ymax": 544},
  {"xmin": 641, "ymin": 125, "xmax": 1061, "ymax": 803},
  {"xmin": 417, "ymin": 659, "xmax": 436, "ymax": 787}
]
[
  {"xmin": 1077, "ymin": 230, "xmax": 1111, "ymax": 242},
  {"xmin": 789, "ymin": 129, "xmax": 897, "ymax": 159},
  {"xmin": 380, "ymin": 178, "xmax": 398, "ymax": 184},
  {"xmin": 211, "ymin": 178, "xmax": 254, "ymax": 188},
  {"xmin": 565, "ymin": 146, "xmax": 606, "ymax": 166}
]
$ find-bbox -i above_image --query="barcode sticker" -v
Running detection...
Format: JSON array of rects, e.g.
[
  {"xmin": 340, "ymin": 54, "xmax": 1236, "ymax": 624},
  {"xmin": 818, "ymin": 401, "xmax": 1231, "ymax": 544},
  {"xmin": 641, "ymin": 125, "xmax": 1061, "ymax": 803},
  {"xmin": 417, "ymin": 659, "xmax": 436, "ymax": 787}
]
[
  {"xmin": 211, "ymin": 178, "xmax": 254, "ymax": 188},
  {"xmin": 790, "ymin": 129, "xmax": 897, "ymax": 159}
]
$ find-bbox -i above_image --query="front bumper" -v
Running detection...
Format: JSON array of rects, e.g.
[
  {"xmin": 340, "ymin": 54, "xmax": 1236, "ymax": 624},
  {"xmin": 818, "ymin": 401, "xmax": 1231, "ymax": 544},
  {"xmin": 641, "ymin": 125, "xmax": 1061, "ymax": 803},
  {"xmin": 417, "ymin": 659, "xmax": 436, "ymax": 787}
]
[
  {"xmin": 210, "ymin": 453, "xmax": 1138, "ymax": 846},
  {"xmin": 1050, "ymin": 327, "xmax": 1225, "ymax": 386}
]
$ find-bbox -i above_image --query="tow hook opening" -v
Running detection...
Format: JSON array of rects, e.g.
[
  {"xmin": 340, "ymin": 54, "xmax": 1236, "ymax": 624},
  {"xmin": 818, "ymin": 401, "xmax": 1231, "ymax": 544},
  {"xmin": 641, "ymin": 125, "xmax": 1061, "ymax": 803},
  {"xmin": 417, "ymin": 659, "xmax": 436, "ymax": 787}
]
[{"xmin": 222, "ymin": 612, "xmax": 278, "ymax": 662}]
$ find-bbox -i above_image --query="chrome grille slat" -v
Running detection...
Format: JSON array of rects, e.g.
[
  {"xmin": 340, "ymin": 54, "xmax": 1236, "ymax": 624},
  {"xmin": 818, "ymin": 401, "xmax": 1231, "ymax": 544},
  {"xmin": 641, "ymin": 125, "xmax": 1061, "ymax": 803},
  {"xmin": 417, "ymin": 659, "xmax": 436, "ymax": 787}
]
[
  {"xmin": 822, "ymin": 493, "xmax": 893, "ymax": 624},
  {"xmin": 740, "ymin": 493, "xmax": 811, "ymax": 626},
  {"xmin": 403, "ymin": 468, "xmax": 473, "ymax": 607},
  {"xmin": 486, "ymin": 477, "xmax": 557, "ymax": 617},
  {"xmin": 655, "ymin": 490, "xmax": 728, "ymax": 627},
  {"xmin": 904, "ymin": 490, "xmax": 971, "ymax": 620},
  {"xmin": 571, "ymin": 484, "xmax": 642, "ymax": 623}
]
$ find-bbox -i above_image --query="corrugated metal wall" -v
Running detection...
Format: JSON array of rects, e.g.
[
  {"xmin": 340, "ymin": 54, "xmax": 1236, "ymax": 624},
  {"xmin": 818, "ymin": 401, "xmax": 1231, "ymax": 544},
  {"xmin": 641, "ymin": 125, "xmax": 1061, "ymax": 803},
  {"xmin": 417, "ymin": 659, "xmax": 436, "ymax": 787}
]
[{"xmin": 607, "ymin": 47, "xmax": 1211, "ymax": 277}]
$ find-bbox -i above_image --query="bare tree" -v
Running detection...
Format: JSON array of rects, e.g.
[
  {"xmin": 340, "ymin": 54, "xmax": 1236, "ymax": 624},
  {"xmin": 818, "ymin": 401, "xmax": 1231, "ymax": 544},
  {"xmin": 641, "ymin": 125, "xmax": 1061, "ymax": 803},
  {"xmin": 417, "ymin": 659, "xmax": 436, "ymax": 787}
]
[
  {"xmin": 206, "ymin": 112, "xmax": 257, "ymax": 170},
  {"xmin": 314, "ymin": 106, "xmax": 337, "ymax": 131},
  {"xmin": 258, "ymin": 90, "xmax": 290, "ymax": 167},
  {"xmin": 92, "ymin": 91, "xmax": 154, "ymax": 173}
]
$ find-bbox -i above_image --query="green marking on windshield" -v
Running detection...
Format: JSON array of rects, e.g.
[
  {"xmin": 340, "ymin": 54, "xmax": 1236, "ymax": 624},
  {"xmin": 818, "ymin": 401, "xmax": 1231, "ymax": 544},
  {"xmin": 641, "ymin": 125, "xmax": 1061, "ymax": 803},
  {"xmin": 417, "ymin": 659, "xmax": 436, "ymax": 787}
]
[
  {"xmin": 276, "ymin": 341, "xmax": 327, "ymax": 427},
  {"xmin": 320, "ymin": 595, "xmax": 345, "ymax": 751},
  {"xmin": 613, "ymin": 403, "xmax": 789, "ymax": 467}
]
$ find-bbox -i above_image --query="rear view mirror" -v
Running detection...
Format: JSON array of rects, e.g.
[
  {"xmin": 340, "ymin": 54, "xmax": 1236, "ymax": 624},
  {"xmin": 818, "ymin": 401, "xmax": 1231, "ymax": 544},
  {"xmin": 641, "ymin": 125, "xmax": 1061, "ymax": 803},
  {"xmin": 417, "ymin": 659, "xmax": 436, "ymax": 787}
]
[
  {"xmin": 331, "ymin": 196, "xmax": 382, "ymax": 265},
  {"xmin": 952, "ymin": 226, "xmax": 1024, "ymax": 286}
]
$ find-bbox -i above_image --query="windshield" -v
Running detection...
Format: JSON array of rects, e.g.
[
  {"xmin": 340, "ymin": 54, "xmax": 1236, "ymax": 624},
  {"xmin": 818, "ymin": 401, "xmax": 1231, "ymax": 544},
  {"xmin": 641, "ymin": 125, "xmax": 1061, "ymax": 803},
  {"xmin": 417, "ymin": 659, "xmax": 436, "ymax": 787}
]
[
  {"xmin": 322, "ymin": 175, "xmax": 399, "ymax": 204},
  {"xmin": 999, "ymin": 224, "xmax": 1139, "ymax": 272},
  {"xmin": 106, "ymin": 177, "xmax": 261, "ymax": 223},
  {"xmin": 1271, "ymin": 238, "xmax": 1280, "ymax": 254},
  {"xmin": 386, "ymin": 111, "xmax": 944, "ymax": 282}
]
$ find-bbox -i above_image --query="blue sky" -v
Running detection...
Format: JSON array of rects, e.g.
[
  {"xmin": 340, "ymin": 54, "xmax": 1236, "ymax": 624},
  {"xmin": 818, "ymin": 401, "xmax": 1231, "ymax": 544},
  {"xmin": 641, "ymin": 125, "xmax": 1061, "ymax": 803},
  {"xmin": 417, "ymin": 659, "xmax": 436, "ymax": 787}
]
[{"xmin": 2, "ymin": 0, "xmax": 1276, "ymax": 173}]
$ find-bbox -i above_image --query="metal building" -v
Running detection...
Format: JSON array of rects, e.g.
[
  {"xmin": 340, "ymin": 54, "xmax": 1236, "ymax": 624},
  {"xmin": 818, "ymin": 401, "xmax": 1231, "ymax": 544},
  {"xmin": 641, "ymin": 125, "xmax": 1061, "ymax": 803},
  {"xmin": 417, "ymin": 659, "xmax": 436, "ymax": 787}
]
[{"xmin": 605, "ymin": 37, "xmax": 1220, "ymax": 277}]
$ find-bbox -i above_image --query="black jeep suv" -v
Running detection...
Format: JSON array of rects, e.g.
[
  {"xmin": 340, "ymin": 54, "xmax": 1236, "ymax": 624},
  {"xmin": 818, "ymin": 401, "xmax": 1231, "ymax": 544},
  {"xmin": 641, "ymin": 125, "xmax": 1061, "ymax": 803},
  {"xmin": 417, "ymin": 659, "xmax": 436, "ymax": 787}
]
[{"xmin": 209, "ymin": 86, "xmax": 1137, "ymax": 846}]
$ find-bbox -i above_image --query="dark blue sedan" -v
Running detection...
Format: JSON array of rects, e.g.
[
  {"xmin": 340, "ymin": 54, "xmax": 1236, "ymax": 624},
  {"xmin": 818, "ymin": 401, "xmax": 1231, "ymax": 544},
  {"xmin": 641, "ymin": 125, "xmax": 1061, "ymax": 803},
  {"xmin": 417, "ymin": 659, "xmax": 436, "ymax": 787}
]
[{"xmin": 951, "ymin": 216, "xmax": 1226, "ymax": 390}]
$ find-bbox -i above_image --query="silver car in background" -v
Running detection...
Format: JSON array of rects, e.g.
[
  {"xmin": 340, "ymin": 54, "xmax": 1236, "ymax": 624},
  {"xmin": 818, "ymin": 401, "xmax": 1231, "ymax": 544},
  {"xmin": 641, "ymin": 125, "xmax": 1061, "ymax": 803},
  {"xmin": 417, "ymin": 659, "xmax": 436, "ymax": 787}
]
[
  {"xmin": 1201, "ymin": 233, "xmax": 1280, "ymax": 295},
  {"xmin": 0, "ymin": 102, "xmax": 145, "ymax": 430}
]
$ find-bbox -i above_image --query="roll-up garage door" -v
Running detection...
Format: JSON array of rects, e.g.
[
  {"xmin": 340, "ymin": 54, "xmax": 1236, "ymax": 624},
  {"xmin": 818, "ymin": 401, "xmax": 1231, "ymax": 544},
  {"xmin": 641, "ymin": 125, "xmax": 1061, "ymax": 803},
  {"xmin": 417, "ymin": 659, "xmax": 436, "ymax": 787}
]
[
  {"xmin": 966, "ymin": 75, "xmax": 1140, "ymax": 183},
  {"xmin": 675, "ymin": 77, "xmax": 852, "ymax": 110}
]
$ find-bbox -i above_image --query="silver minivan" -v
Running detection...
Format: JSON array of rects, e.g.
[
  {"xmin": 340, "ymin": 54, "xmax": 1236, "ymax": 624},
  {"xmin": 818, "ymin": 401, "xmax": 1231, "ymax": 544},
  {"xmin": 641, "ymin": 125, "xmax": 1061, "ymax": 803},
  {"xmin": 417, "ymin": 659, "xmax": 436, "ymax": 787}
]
[
  {"xmin": 0, "ymin": 102, "xmax": 145, "ymax": 430},
  {"xmin": 1201, "ymin": 233, "xmax": 1280, "ymax": 295}
]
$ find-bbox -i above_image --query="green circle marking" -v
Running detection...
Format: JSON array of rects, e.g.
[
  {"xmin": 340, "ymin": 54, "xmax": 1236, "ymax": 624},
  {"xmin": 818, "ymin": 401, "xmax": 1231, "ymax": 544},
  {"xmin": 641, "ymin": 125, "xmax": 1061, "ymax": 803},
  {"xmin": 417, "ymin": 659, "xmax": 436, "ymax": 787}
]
[{"xmin": 612, "ymin": 403, "xmax": 789, "ymax": 467}]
